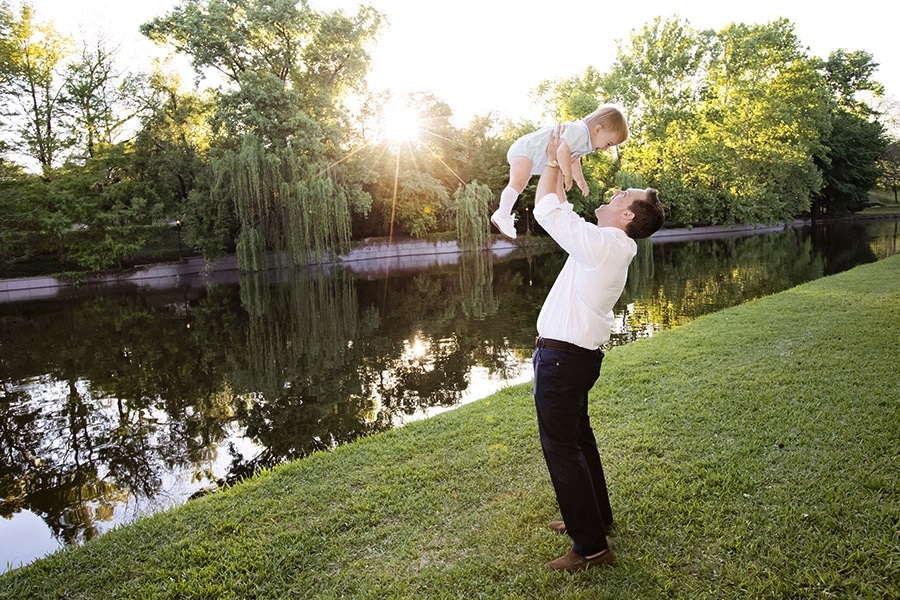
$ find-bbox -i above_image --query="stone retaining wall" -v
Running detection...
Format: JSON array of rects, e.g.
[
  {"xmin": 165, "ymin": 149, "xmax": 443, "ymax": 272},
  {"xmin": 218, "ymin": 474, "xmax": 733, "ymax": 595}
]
[{"xmin": 0, "ymin": 238, "xmax": 523, "ymax": 303}]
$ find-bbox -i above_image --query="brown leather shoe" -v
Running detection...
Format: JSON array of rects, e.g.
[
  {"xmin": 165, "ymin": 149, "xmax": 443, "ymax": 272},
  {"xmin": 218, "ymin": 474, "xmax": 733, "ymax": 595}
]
[{"xmin": 544, "ymin": 549, "xmax": 614, "ymax": 572}]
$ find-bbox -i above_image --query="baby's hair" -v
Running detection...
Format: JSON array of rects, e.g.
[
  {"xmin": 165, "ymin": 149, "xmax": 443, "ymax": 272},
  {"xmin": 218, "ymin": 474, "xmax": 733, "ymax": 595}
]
[{"xmin": 584, "ymin": 105, "xmax": 629, "ymax": 144}]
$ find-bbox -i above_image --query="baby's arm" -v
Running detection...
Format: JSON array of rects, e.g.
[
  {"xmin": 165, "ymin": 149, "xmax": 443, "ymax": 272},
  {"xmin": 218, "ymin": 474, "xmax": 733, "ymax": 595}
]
[
  {"xmin": 572, "ymin": 158, "xmax": 589, "ymax": 196},
  {"xmin": 556, "ymin": 141, "xmax": 575, "ymax": 191}
]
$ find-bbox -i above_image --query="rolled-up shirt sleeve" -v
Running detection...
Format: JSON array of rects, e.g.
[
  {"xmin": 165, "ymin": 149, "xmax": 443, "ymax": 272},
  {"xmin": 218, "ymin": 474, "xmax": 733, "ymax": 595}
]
[{"xmin": 534, "ymin": 193, "xmax": 614, "ymax": 266}]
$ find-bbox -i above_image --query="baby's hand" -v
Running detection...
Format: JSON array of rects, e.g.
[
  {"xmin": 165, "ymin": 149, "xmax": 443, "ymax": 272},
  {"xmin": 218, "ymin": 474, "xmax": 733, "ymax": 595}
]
[{"xmin": 577, "ymin": 180, "xmax": 589, "ymax": 196}]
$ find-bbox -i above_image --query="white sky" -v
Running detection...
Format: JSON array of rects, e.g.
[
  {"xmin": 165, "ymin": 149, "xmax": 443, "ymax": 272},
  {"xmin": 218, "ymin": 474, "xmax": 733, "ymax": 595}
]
[{"xmin": 27, "ymin": 0, "xmax": 900, "ymax": 126}]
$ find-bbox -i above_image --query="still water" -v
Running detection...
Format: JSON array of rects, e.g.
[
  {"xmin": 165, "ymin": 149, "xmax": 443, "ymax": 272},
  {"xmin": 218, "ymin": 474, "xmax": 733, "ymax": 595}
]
[{"xmin": 1, "ymin": 218, "xmax": 898, "ymax": 572}]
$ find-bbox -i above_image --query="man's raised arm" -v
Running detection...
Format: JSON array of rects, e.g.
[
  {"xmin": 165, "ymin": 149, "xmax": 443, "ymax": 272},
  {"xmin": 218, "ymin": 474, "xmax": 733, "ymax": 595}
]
[{"xmin": 536, "ymin": 126, "xmax": 565, "ymax": 205}]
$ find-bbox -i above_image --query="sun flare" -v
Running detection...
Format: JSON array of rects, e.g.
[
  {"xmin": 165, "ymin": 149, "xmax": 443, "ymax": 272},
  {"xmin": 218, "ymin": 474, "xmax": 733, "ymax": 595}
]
[{"xmin": 380, "ymin": 99, "xmax": 422, "ymax": 147}]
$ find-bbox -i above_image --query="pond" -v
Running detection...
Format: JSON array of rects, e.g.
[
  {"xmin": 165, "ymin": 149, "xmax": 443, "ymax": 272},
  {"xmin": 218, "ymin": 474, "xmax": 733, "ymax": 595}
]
[{"xmin": 1, "ymin": 218, "xmax": 898, "ymax": 572}]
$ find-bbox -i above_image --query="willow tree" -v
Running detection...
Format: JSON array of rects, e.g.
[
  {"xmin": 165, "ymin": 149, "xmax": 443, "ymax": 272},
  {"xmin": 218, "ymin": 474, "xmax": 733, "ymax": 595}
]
[
  {"xmin": 142, "ymin": 0, "xmax": 383, "ymax": 269},
  {"xmin": 213, "ymin": 133, "xmax": 349, "ymax": 270},
  {"xmin": 454, "ymin": 181, "xmax": 492, "ymax": 251}
]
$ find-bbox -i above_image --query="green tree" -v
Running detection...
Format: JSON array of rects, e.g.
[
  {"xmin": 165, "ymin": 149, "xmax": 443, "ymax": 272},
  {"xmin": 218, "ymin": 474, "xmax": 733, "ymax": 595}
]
[
  {"xmin": 393, "ymin": 171, "xmax": 449, "ymax": 238},
  {"xmin": 131, "ymin": 67, "xmax": 213, "ymax": 251},
  {"xmin": 142, "ymin": 0, "xmax": 383, "ymax": 268},
  {"xmin": 878, "ymin": 140, "xmax": 900, "ymax": 203},
  {"xmin": 814, "ymin": 110, "xmax": 886, "ymax": 216},
  {"xmin": 61, "ymin": 36, "xmax": 144, "ymax": 162},
  {"xmin": 824, "ymin": 49, "xmax": 885, "ymax": 114},
  {"xmin": 599, "ymin": 17, "xmax": 831, "ymax": 227},
  {"xmin": 0, "ymin": 4, "xmax": 175, "ymax": 271},
  {"xmin": 533, "ymin": 66, "xmax": 610, "ymax": 124},
  {"xmin": 413, "ymin": 91, "xmax": 464, "ymax": 193},
  {"xmin": 453, "ymin": 114, "xmax": 510, "ymax": 196},
  {"xmin": 698, "ymin": 20, "xmax": 830, "ymax": 224},
  {"xmin": 603, "ymin": 16, "xmax": 711, "ymax": 140},
  {"xmin": 0, "ymin": 165, "xmax": 58, "ymax": 264},
  {"xmin": 591, "ymin": 17, "xmax": 712, "ymax": 225},
  {"xmin": 70, "ymin": 145, "xmax": 168, "ymax": 270},
  {"xmin": 351, "ymin": 90, "xmax": 463, "ymax": 238},
  {"xmin": 0, "ymin": 2, "xmax": 72, "ymax": 178},
  {"xmin": 813, "ymin": 50, "xmax": 888, "ymax": 216}
]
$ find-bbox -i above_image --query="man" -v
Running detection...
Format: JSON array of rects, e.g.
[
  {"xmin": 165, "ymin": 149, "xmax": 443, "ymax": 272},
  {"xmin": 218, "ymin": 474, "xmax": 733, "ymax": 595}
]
[{"xmin": 532, "ymin": 132, "xmax": 664, "ymax": 572}]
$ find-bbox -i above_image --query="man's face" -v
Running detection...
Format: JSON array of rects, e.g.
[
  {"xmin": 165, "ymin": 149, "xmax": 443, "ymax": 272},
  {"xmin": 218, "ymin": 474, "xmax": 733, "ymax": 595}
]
[{"xmin": 595, "ymin": 188, "xmax": 639, "ymax": 227}]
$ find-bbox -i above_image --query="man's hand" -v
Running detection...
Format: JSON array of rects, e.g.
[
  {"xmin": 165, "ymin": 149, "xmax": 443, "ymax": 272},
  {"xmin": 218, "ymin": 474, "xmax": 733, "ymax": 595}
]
[
  {"xmin": 537, "ymin": 125, "xmax": 565, "ymax": 204},
  {"xmin": 547, "ymin": 124, "xmax": 563, "ymax": 160}
]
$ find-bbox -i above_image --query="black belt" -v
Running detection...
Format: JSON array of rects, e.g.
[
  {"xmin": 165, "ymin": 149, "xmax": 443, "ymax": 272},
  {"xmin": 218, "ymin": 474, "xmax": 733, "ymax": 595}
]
[{"xmin": 535, "ymin": 336, "xmax": 598, "ymax": 354}]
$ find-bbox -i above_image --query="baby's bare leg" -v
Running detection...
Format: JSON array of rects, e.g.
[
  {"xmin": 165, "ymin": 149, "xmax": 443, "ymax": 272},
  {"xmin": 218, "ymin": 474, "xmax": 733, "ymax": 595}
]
[
  {"xmin": 498, "ymin": 155, "xmax": 532, "ymax": 215},
  {"xmin": 507, "ymin": 155, "xmax": 532, "ymax": 194}
]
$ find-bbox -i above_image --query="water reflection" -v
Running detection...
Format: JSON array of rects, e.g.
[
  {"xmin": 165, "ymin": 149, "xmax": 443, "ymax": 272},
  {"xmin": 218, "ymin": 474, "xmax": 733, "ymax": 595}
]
[
  {"xmin": 1, "ymin": 218, "xmax": 898, "ymax": 572},
  {"xmin": 459, "ymin": 250, "xmax": 499, "ymax": 319}
]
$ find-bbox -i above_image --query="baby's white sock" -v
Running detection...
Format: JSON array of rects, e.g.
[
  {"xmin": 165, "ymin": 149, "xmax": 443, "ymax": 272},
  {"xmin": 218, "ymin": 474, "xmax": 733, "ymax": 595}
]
[{"xmin": 498, "ymin": 185, "xmax": 519, "ymax": 217}]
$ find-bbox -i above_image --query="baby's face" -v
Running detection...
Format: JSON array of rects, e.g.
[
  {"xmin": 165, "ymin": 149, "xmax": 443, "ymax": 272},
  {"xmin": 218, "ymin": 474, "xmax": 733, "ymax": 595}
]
[{"xmin": 591, "ymin": 128, "xmax": 621, "ymax": 152}]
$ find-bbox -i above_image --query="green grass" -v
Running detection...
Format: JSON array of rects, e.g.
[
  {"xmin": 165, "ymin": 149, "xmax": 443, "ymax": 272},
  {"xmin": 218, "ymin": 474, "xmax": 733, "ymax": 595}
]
[
  {"xmin": 865, "ymin": 189, "xmax": 900, "ymax": 214},
  {"xmin": 3, "ymin": 256, "xmax": 899, "ymax": 599}
]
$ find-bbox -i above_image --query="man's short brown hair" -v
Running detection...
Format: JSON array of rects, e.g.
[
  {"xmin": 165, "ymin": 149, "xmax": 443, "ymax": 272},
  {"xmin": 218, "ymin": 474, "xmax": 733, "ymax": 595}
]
[{"xmin": 625, "ymin": 188, "xmax": 664, "ymax": 239}]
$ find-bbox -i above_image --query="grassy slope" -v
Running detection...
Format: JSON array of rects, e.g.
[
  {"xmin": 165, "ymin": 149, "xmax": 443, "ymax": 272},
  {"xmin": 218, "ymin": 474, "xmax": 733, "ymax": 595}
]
[{"xmin": 2, "ymin": 255, "xmax": 898, "ymax": 599}]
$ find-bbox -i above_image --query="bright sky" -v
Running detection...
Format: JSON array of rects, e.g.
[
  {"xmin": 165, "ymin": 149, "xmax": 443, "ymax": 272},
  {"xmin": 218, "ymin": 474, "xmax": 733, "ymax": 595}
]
[{"xmin": 28, "ymin": 0, "xmax": 900, "ymax": 127}]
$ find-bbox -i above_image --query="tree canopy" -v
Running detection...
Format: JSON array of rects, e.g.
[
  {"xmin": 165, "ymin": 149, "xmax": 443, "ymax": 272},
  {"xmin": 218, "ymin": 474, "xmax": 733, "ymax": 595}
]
[{"xmin": 0, "ymin": 4, "xmax": 894, "ymax": 272}]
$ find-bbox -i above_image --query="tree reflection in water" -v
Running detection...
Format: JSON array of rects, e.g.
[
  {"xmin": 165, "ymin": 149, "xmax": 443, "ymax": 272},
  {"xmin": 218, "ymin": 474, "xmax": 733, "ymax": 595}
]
[
  {"xmin": 459, "ymin": 249, "xmax": 499, "ymax": 319},
  {"xmin": 1, "ymin": 218, "xmax": 898, "ymax": 571}
]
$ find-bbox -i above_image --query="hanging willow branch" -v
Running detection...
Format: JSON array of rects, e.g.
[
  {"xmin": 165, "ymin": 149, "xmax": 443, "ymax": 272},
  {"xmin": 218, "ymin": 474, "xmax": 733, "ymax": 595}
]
[
  {"xmin": 454, "ymin": 181, "xmax": 493, "ymax": 252},
  {"xmin": 214, "ymin": 134, "xmax": 352, "ymax": 271},
  {"xmin": 236, "ymin": 225, "xmax": 267, "ymax": 272}
]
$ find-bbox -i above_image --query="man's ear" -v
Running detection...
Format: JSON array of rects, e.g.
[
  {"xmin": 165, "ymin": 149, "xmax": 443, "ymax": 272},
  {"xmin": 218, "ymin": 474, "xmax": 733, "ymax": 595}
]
[{"xmin": 620, "ymin": 209, "xmax": 635, "ymax": 224}]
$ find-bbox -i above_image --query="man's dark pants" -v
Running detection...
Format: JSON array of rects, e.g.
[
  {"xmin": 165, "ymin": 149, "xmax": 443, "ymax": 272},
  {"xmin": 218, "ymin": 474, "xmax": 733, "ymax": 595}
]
[{"xmin": 533, "ymin": 345, "xmax": 612, "ymax": 555}]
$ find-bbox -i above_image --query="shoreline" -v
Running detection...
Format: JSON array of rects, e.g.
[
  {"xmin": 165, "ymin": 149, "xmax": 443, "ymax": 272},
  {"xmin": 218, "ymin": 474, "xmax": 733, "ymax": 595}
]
[{"xmin": 1, "ymin": 214, "xmax": 896, "ymax": 303}]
